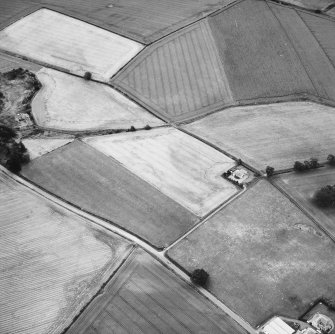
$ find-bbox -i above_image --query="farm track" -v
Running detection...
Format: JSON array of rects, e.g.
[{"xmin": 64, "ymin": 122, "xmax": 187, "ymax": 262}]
[{"xmin": 0, "ymin": 166, "xmax": 257, "ymax": 334}]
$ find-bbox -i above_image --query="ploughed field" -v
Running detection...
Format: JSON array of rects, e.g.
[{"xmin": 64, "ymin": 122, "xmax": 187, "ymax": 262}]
[
  {"xmin": 0, "ymin": 168, "xmax": 133, "ymax": 334},
  {"xmin": 66, "ymin": 248, "xmax": 248, "ymax": 334},
  {"xmin": 21, "ymin": 140, "xmax": 197, "ymax": 249},
  {"xmin": 84, "ymin": 128, "xmax": 237, "ymax": 217},
  {"xmin": 168, "ymin": 180, "xmax": 335, "ymax": 326},
  {"xmin": 32, "ymin": 68, "xmax": 163, "ymax": 131},
  {"xmin": 113, "ymin": 0, "xmax": 335, "ymax": 123},
  {"xmin": 276, "ymin": 166, "xmax": 335, "ymax": 239},
  {"xmin": 0, "ymin": 8, "xmax": 143, "ymax": 81},
  {"xmin": 183, "ymin": 102, "xmax": 335, "ymax": 171},
  {"xmin": 113, "ymin": 20, "xmax": 233, "ymax": 122}
]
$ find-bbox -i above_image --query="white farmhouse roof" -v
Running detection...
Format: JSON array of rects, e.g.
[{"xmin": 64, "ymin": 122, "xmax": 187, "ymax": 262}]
[{"xmin": 263, "ymin": 317, "xmax": 295, "ymax": 334}]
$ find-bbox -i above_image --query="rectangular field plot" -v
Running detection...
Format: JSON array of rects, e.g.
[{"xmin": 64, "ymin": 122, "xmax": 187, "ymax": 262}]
[
  {"xmin": 32, "ymin": 68, "xmax": 164, "ymax": 131},
  {"xmin": 168, "ymin": 180, "xmax": 335, "ymax": 326},
  {"xmin": 84, "ymin": 128, "xmax": 237, "ymax": 216},
  {"xmin": 21, "ymin": 140, "xmax": 197, "ymax": 248},
  {"xmin": 276, "ymin": 166, "xmax": 335, "ymax": 239},
  {"xmin": 0, "ymin": 168, "xmax": 133, "ymax": 334},
  {"xmin": 0, "ymin": 52, "xmax": 41, "ymax": 72},
  {"xmin": 113, "ymin": 20, "xmax": 233, "ymax": 122},
  {"xmin": 66, "ymin": 248, "xmax": 247, "ymax": 334},
  {"xmin": 281, "ymin": 0, "xmax": 335, "ymax": 10},
  {"xmin": 208, "ymin": 0, "xmax": 316, "ymax": 102},
  {"xmin": 184, "ymin": 102, "xmax": 335, "ymax": 171},
  {"xmin": 36, "ymin": 0, "xmax": 235, "ymax": 44},
  {"xmin": 0, "ymin": 9, "xmax": 143, "ymax": 81}
]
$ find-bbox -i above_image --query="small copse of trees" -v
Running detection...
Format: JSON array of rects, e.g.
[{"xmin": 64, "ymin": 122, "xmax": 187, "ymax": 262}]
[
  {"xmin": 314, "ymin": 185, "xmax": 335, "ymax": 208},
  {"xmin": 190, "ymin": 269, "xmax": 209, "ymax": 287},
  {"xmin": 294, "ymin": 158, "xmax": 320, "ymax": 172},
  {"xmin": 327, "ymin": 154, "xmax": 335, "ymax": 166},
  {"xmin": 0, "ymin": 125, "xmax": 29, "ymax": 173}
]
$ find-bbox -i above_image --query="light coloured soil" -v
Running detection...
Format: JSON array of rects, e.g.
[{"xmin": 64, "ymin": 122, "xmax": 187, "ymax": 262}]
[
  {"xmin": 22, "ymin": 138, "xmax": 73, "ymax": 159},
  {"xmin": 184, "ymin": 101, "xmax": 335, "ymax": 171},
  {"xmin": 0, "ymin": 52, "xmax": 41, "ymax": 72},
  {"xmin": 32, "ymin": 68, "xmax": 163, "ymax": 131},
  {"xmin": 21, "ymin": 140, "xmax": 197, "ymax": 248},
  {"xmin": 0, "ymin": 169, "xmax": 133, "ymax": 334},
  {"xmin": 0, "ymin": 8, "xmax": 143, "ymax": 81},
  {"xmin": 84, "ymin": 128, "xmax": 237, "ymax": 216},
  {"xmin": 276, "ymin": 166, "xmax": 335, "ymax": 239},
  {"xmin": 66, "ymin": 248, "xmax": 248, "ymax": 334},
  {"xmin": 168, "ymin": 180, "xmax": 335, "ymax": 326}
]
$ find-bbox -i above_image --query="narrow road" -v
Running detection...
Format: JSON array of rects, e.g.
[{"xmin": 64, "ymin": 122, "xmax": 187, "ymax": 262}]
[{"xmin": 1, "ymin": 165, "xmax": 257, "ymax": 334}]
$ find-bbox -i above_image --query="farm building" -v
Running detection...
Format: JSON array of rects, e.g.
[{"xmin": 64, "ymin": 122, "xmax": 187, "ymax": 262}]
[
  {"xmin": 307, "ymin": 313, "xmax": 334, "ymax": 333},
  {"xmin": 261, "ymin": 317, "xmax": 295, "ymax": 334}
]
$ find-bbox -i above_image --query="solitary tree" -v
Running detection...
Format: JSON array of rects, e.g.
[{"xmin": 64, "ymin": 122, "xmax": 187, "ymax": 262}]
[
  {"xmin": 294, "ymin": 161, "xmax": 306, "ymax": 172},
  {"xmin": 190, "ymin": 269, "xmax": 209, "ymax": 287},
  {"xmin": 6, "ymin": 154, "xmax": 22, "ymax": 174},
  {"xmin": 265, "ymin": 166, "xmax": 274, "ymax": 177},
  {"xmin": 83, "ymin": 72, "xmax": 92, "ymax": 80},
  {"xmin": 314, "ymin": 185, "xmax": 335, "ymax": 208}
]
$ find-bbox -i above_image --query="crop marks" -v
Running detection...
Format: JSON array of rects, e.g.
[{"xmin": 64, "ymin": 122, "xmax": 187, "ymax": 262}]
[
  {"xmin": 0, "ymin": 9, "xmax": 143, "ymax": 81},
  {"xmin": 21, "ymin": 140, "xmax": 197, "ymax": 248},
  {"xmin": 183, "ymin": 102, "xmax": 335, "ymax": 171},
  {"xmin": 0, "ymin": 169, "xmax": 133, "ymax": 334},
  {"xmin": 84, "ymin": 128, "xmax": 237, "ymax": 216},
  {"xmin": 32, "ymin": 68, "xmax": 164, "ymax": 131},
  {"xmin": 168, "ymin": 180, "xmax": 335, "ymax": 326}
]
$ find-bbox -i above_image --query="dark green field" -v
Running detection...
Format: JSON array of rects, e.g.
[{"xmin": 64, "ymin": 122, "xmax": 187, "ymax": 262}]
[{"xmin": 21, "ymin": 140, "xmax": 197, "ymax": 248}]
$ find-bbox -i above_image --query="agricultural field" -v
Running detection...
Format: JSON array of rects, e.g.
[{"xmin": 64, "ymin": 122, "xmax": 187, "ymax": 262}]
[
  {"xmin": 280, "ymin": 0, "xmax": 335, "ymax": 10},
  {"xmin": 270, "ymin": 3, "xmax": 335, "ymax": 101},
  {"xmin": 183, "ymin": 101, "xmax": 335, "ymax": 171},
  {"xmin": 0, "ymin": 9, "xmax": 143, "ymax": 81},
  {"xmin": 208, "ymin": 0, "xmax": 316, "ymax": 103},
  {"xmin": 32, "ymin": 68, "xmax": 163, "ymax": 131},
  {"xmin": 298, "ymin": 11, "xmax": 335, "ymax": 65},
  {"xmin": 32, "ymin": 0, "xmax": 235, "ymax": 44},
  {"xmin": 66, "ymin": 247, "xmax": 248, "ymax": 334},
  {"xmin": 113, "ymin": 20, "xmax": 233, "ymax": 122},
  {"xmin": 168, "ymin": 180, "xmax": 335, "ymax": 326},
  {"xmin": 276, "ymin": 166, "xmax": 335, "ymax": 239},
  {"xmin": 84, "ymin": 128, "xmax": 237, "ymax": 216},
  {"xmin": 22, "ymin": 138, "xmax": 73, "ymax": 159},
  {"xmin": 21, "ymin": 140, "xmax": 197, "ymax": 248},
  {"xmin": 0, "ymin": 168, "xmax": 133, "ymax": 334}
]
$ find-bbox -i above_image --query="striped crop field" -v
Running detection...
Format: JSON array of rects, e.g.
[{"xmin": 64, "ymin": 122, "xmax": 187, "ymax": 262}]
[
  {"xmin": 168, "ymin": 180, "xmax": 335, "ymax": 326},
  {"xmin": 66, "ymin": 247, "xmax": 248, "ymax": 334},
  {"xmin": 33, "ymin": 0, "xmax": 236, "ymax": 44},
  {"xmin": 184, "ymin": 101, "xmax": 335, "ymax": 171},
  {"xmin": 298, "ymin": 11, "xmax": 335, "ymax": 65},
  {"xmin": 22, "ymin": 138, "xmax": 73, "ymax": 160},
  {"xmin": 0, "ymin": 168, "xmax": 133, "ymax": 334},
  {"xmin": 0, "ymin": 9, "xmax": 143, "ymax": 82},
  {"xmin": 84, "ymin": 128, "xmax": 237, "ymax": 217},
  {"xmin": 32, "ymin": 68, "xmax": 164, "ymax": 131},
  {"xmin": 276, "ymin": 166, "xmax": 335, "ymax": 239},
  {"xmin": 113, "ymin": 20, "xmax": 234, "ymax": 122},
  {"xmin": 21, "ymin": 140, "xmax": 197, "ymax": 248},
  {"xmin": 208, "ymin": 0, "xmax": 316, "ymax": 103},
  {"xmin": 269, "ymin": 3, "xmax": 335, "ymax": 101}
]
